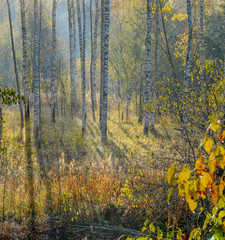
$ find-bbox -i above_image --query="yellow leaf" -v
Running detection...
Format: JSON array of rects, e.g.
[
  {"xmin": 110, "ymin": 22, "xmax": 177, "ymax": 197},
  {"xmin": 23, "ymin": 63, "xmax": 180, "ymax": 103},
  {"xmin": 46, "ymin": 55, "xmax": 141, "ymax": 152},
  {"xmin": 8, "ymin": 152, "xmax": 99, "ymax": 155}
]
[
  {"xmin": 219, "ymin": 210, "xmax": 225, "ymax": 219},
  {"xmin": 178, "ymin": 165, "xmax": 190, "ymax": 184},
  {"xmin": 210, "ymin": 122, "xmax": 220, "ymax": 132},
  {"xmin": 204, "ymin": 138, "xmax": 214, "ymax": 153},
  {"xmin": 211, "ymin": 184, "xmax": 219, "ymax": 206},
  {"xmin": 167, "ymin": 164, "xmax": 176, "ymax": 185},
  {"xmin": 186, "ymin": 192, "xmax": 198, "ymax": 212},
  {"xmin": 195, "ymin": 157, "xmax": 205, "ymax": 174},
  {"xmin": 209, "ymin": 152, "xmax": 216, "ymax": 174},
  {"xmin": 186, "ymin": 181, "xmax": 198, "ymax": 212}
]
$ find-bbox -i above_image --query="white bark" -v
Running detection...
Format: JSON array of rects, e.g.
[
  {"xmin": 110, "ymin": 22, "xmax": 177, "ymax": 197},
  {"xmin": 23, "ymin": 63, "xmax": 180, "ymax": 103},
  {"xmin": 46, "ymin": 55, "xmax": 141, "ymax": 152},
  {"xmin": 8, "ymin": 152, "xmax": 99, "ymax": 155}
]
[
  {"xmin": 67, "ymin": 0, "xmax": 76, "ymax": 116},
  {"xmin": 144, "ymin": 0, "xmax": 152, "ymax": 135},
  {"xmin": 101, "ymin": 0, "xmax": 110, "ymax": 143},
  {"xmin": 183, "ymin": 0, "xmax": 193, "ymax": 134},
  {"xmin": 151, "ymin": 0, "xmax": 159, "ymax": 131},
  {"xmin": 34, "ymin": 0, "xmax": 39, "ymax": 141},
  {"xmin": 50, "ymin": 0, "xmax": 57, "ymax": 123}
]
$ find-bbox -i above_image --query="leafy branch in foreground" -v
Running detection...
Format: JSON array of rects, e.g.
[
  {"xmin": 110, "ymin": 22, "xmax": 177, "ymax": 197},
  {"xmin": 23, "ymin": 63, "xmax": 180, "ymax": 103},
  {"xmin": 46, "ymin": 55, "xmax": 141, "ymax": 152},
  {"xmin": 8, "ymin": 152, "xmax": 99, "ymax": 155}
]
[{"xmin": 131, "ymin": 121, "xmax": 225, "ymax": 240}]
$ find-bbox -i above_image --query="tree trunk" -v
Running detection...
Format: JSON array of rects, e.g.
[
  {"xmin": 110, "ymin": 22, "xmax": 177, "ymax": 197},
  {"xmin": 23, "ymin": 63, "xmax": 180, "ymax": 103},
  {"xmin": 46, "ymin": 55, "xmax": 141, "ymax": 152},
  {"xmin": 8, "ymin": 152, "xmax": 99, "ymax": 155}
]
[
  {"xmin": 138, "ymin": 75, "xmax": 143, "ymax": 124},
  {"xmin": 20, "ymin": 0, "xmax": 35, "ymax": 231},
  {"xmin": 99, "ymin": 0, "xmax": 105, "ymax": 131},
  {"xmin": 34, "ymin": 0, "xmax": 39, "ymax": 142},
  {"xmin": 101, "ymin": 0, "xmax": 110, "ymax": 143},
  {"xmin": 151, "ymin": 0, "xmax": 159, "ymax": 131},
  {"xmin": 183, "ymin": 0, "xmax": 193, "ymax": 135},
  {"xmin": 82, "ymin": 0, "xmax": 86, "ymax": 136},
  {"xmin": 67, "ymin": 0, "xmax": 76, "ymax": 117},
  {"xmin": 200, "ymin": 0, "xmax": 206, "ymax": 124},
  {"xmin": 38, "ymin": 0, "xmax": 43, "ymax": 126},
  {"xmin": 72, "ymin": 0, "xmax": 77, "ymax": 109},
  {"xmin": 50, "ymin": 0, "xmax": 57, "ymax": 123},
  {"xmin": 90, "ymin": 0, "xmax": 96, "ymax": 122},
  {"xmin": 93, "ymin": 0, "xmax": 99, "ymax": 109},
  {"xmin": 6, "ymin": 0, "xmax": 24, "ymax": 130},
  {"xmin": 144, "ymin": 0, "xmax": 152, "ymax": 135}
]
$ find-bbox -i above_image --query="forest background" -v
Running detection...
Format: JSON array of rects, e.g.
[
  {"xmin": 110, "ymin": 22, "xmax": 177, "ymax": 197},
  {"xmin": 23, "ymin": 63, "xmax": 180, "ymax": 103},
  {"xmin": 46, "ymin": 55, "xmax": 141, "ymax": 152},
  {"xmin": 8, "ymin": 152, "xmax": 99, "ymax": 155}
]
[{"xmin": 0, "ymin": 0, "xmax": 225, "ymax": 239}]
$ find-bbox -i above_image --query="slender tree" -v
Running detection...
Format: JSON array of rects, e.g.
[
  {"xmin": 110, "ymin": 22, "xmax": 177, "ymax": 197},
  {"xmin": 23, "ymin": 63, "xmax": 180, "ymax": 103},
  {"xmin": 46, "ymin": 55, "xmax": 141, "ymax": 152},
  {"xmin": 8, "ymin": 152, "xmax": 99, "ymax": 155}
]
[
  {"xmin": 6, "ymin": 0, "xmax": 24, "ymax": 130},
  {"xmin": 82, "ymin": 0, "xmax": 86, "ymax": 136},
  {"xmin": 93, "ymin": 0, "xmax": 99, "ymax": 109},
  {"xmin": 151, "ymin": 0, "xmax": 159, "ymax": 131},
  {"xmin": 34, "ymin": 0, "xmax": 39, "ymax": 142},
  {"xmin": 101, "ymin": 0, "xmax": 110, "ymax": 143},
  {"xmin": 99, "ymin": 0, "xmax": 105, "ymax": 130},
  {"xmin": 183, "ymin": 0, "xmax": 193, "ymax": 134},
  {"xmin": 20, "ymin": 0, "xmax": 35, "ymax": 231},
  {"xmin": 144, "ymin": 0, "xmax": 152, "ymax": 135},
  {"xmin": 77, "ymin": 0, "xmax": 86, "ymax": 136},
  {"xmin": 200, "ymin": 0, "xmax": 206, "ymax": 123},
  {"xmin": 67, "ymin": 0, "xmax": 76, "ymax": 117},
  {"xmin": 38, "ymin": 0, "xmax": 43, "ymax": 125},
  {"xmin": 90, "ymin": 0, "xmax": 99, "ymax": 122},
  {"xmin": 72, "ymin": 0, "xmax": 77, "ymax": 110},
  {"xmin": 90, "ymin": 0, "xmax": 95, "ymax": 121},
  {"xmin": 50, "ymin": 0, "xmax": 57, "ymax": 123}
]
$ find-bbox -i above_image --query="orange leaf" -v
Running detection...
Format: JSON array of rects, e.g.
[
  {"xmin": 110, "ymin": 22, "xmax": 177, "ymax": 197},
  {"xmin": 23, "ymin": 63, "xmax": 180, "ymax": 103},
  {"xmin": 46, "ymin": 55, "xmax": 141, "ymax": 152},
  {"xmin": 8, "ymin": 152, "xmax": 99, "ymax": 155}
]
[
  {"xmin": 211, "ymin": 184, "xmax": 219, "ymax": 206},
  {"xmin": 195, "ymin": 157, "xmax": 205, "ymax": 174},
  {"xmin": 219, "ymin": 130, "xmax": 225, "ymax": 142}
]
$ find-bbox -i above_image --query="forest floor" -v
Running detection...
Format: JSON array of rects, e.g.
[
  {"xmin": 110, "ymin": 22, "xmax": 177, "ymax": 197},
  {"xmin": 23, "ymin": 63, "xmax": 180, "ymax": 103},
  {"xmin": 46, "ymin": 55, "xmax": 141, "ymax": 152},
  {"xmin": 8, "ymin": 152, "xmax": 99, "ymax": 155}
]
[{"xmin": 0, "ymin": 106, "xmax": 194, "ymax": 239}]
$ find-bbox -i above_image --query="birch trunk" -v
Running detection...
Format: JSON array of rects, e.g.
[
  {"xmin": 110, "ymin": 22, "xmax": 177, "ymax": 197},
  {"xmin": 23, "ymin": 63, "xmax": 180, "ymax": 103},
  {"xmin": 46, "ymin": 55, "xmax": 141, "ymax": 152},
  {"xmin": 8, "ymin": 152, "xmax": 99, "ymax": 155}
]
[
  {"xmin": 20, "ymin": 0, "xmax": 35, "ymax": 228},
  {"xmin": 72, "ymin": 0, "xmax": 77, "ymax": 109},
  {"xmin": 90, "ymin": 0, "xmax": 99, "ymax": 122},
  {"xmin": 67, "ymin": 0, "xmax": 76, "ymax": 117},
  {"xmin": 90, "ymin": 0, "xmax": 95, "ymax": 121},
  {"xmin": 101, "ymin": 0, "xmax": 110, "ymax": 143},
  {"xmin": 6, "ymin": 0, "xmax": 24, "ymax": 130},
  {"xmin": 93, "ymin": 0, "xmax": 99, "ymax": 109},
  {"xmin": 183, "ymin": 0, "xmax": 193, "ymax": 134},
  {"xmin": 50, "ymin": 0, "xmax": 57, "ymax": 123},
  {"xmin": 38, "ymin": 0, "xmax": 42, "ymax": 126},
  {"xmin": 99, "ymin": 0, "xmax": 105, "ymax": 130},
  {"xmin": 144, "ymin": 0, "xmax": 152, "ymax": 135},
  {"xmin": 34, "ymin": 0, "xmax": 39, "ymax": 142},
  {"xmin": 82, "ymin": 0, "xmax": 86, "ymax": 136},
  {"xmin": 200, "ymin": 0, "xmax": 206, "ymax": 123},
  {"xmin": 151, "ymin": 0, "xmax": 159, "ymax": 131}
]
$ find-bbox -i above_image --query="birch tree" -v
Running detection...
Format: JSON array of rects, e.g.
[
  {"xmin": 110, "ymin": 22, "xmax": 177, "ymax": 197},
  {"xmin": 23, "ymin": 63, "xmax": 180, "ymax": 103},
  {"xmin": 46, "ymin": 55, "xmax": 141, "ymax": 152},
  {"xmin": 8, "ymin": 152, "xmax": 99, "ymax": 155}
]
[
  {"xmin": 76, "ymin": 0, "xmax": 86, "ymax": 136},
  {"xmin": 72, "ymin": 0, "xmax": 77, "ymax": 110},
  {"xmin": 90, "ymin": 0, "xmax": 99, "ymax": 122},
  {"xmin": 99, "ymin": 0, "xmax": 105, "ymax": 130},
  {"xmin": 50, "ymin": 0, "xmax": 57, "ymax": 123},
  {"xmin": 67, "ymin": 0, "xmax": 76, "ymax": 117},
  {"xmin": 20, "ymin": 0, "xmax": 35, "ymax": 228},
  {"xmin": 200, "ymin": 0, "xmax": 206, "ymax": 123},
  {"xmin": 101, "ymin": 0, "xmax": 110, "ymax": 143},
  {"xmin": 38, "ymin": 0, "xmax": 43, "ymax": 125},
  {"xmin": 151, "ymin": 0, "xmax": 159, "ymax": 131},
  {"xmin": 34, "ymin": 0, "xmax": 39, "ymax": 142},
  {"xmin": 82, "ymin": 0, "xmax": 86, "ymax": 136},
  {"xmin": 6, "ymin": 0, "xmax": 24, "ymax": 130},
  {"xmin": 183, "ymin": 0, "xmax": 193, "ymax": 134},
  {"xmin": 143, "ymin": 0, "xmax": 152, "ymax": 135}
]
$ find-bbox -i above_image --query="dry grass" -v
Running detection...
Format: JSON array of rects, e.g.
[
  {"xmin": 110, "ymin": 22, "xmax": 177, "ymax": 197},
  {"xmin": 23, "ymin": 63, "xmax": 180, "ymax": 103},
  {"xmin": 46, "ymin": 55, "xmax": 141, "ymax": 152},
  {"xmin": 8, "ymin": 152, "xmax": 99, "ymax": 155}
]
[{"xmin": 0, "ymin": 106, "xmax": 195, "ymax": 239}]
